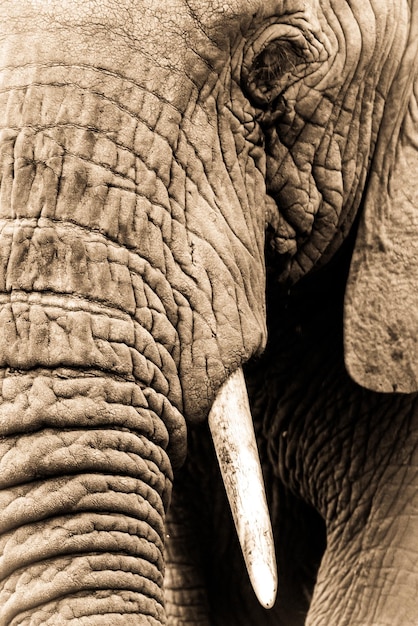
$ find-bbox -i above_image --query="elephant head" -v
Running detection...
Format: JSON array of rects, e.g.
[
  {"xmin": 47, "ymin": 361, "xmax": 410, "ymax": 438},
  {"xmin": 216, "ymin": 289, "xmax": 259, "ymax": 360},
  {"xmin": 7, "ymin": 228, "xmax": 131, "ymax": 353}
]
[{"xmin": 0, "ymin": 1, "xmax": 417, "ymax": 624}]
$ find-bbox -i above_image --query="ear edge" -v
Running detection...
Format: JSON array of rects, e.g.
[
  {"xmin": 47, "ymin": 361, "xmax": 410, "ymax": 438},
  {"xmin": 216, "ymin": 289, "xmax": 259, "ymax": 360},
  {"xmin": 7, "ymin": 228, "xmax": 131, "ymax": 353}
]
[{"xmin": 344, "ymin": 133, "xmax": 418, "ymax": 394}]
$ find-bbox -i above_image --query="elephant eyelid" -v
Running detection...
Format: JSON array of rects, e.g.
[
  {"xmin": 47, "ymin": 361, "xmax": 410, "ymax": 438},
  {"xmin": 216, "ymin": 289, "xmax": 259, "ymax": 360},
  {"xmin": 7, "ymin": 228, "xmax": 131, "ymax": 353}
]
[{"xmin": 251, "ymin": 39, "xmax": 305, "ymax": 84}]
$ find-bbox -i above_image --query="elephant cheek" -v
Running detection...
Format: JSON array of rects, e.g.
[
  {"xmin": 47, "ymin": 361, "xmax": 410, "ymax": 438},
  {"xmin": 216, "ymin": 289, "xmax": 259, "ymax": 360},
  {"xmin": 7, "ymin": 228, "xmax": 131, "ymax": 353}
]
[{"xmin": 0, "ymin": 373, "xmax": 182, "ymax": 623}]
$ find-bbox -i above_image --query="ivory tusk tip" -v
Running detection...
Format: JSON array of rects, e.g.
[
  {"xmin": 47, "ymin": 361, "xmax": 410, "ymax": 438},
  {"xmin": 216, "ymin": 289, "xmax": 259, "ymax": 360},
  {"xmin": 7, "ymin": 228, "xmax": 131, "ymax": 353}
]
[{"xmin": 248, "ymin": 557, "xmax": 278, "ymax": 609}]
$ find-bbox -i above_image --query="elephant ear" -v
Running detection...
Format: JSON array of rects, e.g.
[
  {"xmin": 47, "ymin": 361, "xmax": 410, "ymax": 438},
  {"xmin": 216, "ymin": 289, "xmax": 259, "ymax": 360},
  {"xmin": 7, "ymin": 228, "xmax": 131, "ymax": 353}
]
[{"xmin": 344, "ymin": 24, "xmax": 418, "ymax": 393}]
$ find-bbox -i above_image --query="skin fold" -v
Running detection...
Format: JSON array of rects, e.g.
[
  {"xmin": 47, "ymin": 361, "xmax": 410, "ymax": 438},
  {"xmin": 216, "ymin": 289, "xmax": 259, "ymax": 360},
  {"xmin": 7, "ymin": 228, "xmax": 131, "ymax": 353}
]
[{"xmin": 0, "ymin": 1, "xmax": 417, "ymax": 624}]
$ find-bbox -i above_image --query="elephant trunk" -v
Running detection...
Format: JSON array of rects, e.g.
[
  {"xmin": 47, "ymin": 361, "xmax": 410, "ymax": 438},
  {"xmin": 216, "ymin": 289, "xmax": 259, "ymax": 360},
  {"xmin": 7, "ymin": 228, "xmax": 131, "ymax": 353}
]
[
  {"xmin": 0, "ymin": 58, "xmax": 189, "ymax": 622},
  {"xmin": 0, "ymin": 370, "xmax": 180, "ymax": 624}
]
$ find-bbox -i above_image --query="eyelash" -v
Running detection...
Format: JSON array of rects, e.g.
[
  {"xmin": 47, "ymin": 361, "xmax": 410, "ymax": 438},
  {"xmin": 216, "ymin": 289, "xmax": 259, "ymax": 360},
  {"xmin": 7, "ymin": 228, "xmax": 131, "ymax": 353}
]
[
  {"xmin": 250, "ymin": 39, "xmax": 305, "ymax": 85},
  {"xmin": 243, "ymin": 38, "xmax": 306, "ymax": 105}
]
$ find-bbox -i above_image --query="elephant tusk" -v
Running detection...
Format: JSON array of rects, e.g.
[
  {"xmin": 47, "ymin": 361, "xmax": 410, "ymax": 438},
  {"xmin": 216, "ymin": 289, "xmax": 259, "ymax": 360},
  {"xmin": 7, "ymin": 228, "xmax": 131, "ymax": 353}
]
[{"xmin": 208, "ymin": 367, "xmax": 278, "ymax": 609}]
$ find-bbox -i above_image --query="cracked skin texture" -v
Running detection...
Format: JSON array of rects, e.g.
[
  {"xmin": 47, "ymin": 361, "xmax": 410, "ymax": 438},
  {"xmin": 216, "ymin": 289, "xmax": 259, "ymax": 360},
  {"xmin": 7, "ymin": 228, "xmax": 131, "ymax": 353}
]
[{"xmin": 0, "ymin": 0, "xmax": 417, "ymax": 624}]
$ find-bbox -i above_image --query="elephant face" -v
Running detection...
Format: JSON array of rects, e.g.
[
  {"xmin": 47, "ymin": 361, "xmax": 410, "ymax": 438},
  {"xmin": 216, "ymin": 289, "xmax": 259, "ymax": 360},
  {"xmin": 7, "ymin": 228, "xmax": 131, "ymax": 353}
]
[{"xmin": 0, "ymin": 0, "xmax": 417, "ymax": 624}]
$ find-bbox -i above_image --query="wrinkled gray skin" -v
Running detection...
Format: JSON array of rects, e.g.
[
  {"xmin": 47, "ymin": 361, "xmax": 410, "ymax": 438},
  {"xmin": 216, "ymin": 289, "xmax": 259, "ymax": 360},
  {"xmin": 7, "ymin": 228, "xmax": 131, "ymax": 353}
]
[{"xmin": 0, "ymin": 1, "xmax": 417, "ymax": 624}]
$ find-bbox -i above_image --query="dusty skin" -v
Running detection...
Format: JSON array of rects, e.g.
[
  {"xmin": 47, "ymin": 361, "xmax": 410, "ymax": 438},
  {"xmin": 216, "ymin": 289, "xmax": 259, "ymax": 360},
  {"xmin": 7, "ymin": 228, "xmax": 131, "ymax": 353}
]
[{"xmin": 0, "ymin": 1, "xmax": 417, "ymax": 624}]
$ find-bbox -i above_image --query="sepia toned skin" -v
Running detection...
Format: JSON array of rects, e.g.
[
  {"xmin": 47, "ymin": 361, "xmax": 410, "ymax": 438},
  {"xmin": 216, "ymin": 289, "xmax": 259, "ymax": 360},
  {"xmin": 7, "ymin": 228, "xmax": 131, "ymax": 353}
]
[{"xmin": 0, "ymin": 0, "xmax": 417, "ymax": 624}]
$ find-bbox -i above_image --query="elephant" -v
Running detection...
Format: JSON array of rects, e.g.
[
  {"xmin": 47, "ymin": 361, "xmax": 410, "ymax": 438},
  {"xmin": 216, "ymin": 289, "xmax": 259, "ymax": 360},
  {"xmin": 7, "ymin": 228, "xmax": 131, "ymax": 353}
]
[{"xmin": 0, "ymin": 0, "xmax": 417, "ymax": 624}]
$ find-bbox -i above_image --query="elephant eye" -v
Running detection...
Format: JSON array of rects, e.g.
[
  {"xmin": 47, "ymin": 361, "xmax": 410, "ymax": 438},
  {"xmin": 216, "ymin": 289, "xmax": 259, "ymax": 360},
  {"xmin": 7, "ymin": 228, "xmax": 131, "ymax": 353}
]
[
  {"xmin": 248, "ymin": 40, "xmax": 304, "ymax": 98},
  {"xmin": 241, "ymin": 24, "xmax": 316, "ymax": 106}
]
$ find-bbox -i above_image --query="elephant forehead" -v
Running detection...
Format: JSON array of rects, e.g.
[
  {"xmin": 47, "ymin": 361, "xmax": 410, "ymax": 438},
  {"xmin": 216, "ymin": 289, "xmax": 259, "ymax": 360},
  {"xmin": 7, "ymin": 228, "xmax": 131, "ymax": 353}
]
[
  {"xmin": 4, "ymin": 1, "xmax": 408, "ymax": 49},
  {"xmin": 21, "ymin": 0, "xmax": 296, "ymax": 28},
  {"xmin": 16, "ymin": 1, "xmax": 404, "ymax": 35},
  {"xmin": 0, "ymin": 2, "xmax": 314, "ymax": 73}
]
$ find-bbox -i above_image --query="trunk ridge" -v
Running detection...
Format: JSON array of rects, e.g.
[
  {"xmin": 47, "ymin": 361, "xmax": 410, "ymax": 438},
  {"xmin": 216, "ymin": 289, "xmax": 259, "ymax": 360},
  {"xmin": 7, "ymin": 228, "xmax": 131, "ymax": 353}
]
[{"xmin": 0, "ymin": 371, "xmax": 180, "ymax": 624}]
